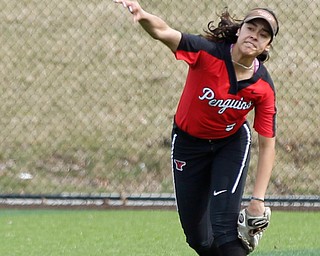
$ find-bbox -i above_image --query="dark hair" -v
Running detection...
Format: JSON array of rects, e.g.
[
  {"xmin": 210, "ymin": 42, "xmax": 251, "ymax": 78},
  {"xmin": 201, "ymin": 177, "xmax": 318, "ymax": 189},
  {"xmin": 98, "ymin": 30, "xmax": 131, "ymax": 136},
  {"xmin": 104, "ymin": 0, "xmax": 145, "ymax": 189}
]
[
  {"xmin": 203, "ymin": 9, "xmax": 271, "ymax": 62},
  {"xmin": 203, "ymin": 9, "xmax": 241, "ymax": 44}
]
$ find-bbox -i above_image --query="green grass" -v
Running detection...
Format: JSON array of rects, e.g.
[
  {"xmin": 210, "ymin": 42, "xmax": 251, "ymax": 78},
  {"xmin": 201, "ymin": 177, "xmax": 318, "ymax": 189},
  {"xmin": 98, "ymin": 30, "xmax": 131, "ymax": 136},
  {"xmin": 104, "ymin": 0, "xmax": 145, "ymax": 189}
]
[{"xmin": 0, "ymin": 209, "xmax": 319, "ymax": 255}]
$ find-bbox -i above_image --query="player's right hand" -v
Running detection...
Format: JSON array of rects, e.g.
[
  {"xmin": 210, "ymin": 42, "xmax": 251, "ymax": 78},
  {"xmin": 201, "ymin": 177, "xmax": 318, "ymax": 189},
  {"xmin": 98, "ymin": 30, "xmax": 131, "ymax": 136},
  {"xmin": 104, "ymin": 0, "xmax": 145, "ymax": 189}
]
[{"xmin": 113, "ymin": 0, "xmax": 144, "ymax": 22}]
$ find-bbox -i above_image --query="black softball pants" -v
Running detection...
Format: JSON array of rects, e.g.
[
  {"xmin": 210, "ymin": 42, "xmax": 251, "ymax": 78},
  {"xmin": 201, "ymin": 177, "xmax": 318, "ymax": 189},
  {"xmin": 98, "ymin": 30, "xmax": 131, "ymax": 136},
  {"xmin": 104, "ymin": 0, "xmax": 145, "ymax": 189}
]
[{"xmin": 171, "ymin": 122, "xmax": 252, "ymax": 255}]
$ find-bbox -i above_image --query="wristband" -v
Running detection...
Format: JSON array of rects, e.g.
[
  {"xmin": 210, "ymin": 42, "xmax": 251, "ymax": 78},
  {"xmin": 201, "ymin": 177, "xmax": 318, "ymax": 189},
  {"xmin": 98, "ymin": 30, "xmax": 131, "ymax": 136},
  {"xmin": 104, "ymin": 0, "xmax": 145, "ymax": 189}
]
[{"xmin": 251, "ymin": 196, "xmax": 265, "ymax": 202}]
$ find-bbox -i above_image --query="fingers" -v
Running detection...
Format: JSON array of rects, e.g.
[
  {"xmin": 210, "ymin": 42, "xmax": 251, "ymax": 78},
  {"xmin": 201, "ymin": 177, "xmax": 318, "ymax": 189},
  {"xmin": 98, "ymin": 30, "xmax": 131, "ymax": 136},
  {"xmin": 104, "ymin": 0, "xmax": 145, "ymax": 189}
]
[
  {"xmin": 113, "ymin": 0, "xmax": 142, "ymax": 23},
  {"xmin": 113, "ymin": 0, "xmax": 133, "ymax": 13}
]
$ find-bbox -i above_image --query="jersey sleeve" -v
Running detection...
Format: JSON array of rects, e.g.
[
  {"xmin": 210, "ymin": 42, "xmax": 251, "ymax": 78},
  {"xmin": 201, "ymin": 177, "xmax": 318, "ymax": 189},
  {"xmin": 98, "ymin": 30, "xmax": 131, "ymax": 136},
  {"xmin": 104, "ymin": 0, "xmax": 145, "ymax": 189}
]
[
  {"xmin": 253, "ymin": 79, "xmax": 277, "ymax": 138},
  {"xmin": 174, "ymin": 33, "xmax": 217, "ymax": 66}
]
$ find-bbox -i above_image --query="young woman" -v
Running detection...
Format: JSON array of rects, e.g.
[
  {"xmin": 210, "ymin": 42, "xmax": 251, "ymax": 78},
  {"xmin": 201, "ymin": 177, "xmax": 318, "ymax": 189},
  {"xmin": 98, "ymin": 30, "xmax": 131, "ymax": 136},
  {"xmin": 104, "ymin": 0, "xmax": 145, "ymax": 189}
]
[{"xmin": 114, "ymin": 1, "xmax": 279, "ymax": 255}]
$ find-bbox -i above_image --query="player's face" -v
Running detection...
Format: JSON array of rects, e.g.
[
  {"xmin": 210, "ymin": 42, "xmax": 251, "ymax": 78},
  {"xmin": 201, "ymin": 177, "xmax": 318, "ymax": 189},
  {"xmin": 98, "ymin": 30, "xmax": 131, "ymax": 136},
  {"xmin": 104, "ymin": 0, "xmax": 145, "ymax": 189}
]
[{"xmin": 237, "ymin": 19, "xmax": 272, "ymax": 57}]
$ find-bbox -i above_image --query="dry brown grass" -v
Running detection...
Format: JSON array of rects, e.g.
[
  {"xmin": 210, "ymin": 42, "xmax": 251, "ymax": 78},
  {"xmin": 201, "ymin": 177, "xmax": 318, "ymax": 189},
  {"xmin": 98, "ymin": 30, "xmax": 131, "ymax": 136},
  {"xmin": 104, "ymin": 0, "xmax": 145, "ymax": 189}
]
[{"xmin": 0, "ymin": 0, "xmax": 318, "ymax": 195}]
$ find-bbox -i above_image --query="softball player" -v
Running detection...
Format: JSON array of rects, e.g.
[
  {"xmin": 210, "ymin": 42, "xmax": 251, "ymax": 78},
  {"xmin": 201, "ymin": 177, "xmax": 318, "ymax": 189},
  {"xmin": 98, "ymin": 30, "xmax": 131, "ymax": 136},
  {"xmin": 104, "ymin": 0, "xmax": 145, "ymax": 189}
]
[{"xmin": 114, "ymin": 1, "xmax": 278, "ymax": 255}]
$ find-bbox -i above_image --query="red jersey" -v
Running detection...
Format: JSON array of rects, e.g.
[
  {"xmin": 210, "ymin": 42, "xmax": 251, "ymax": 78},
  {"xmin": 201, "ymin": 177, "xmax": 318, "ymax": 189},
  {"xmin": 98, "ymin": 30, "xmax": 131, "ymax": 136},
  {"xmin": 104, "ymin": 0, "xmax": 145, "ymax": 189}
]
[{"xmin": 174, "ymin": 33, "xmax": 276, "ymax": 139}]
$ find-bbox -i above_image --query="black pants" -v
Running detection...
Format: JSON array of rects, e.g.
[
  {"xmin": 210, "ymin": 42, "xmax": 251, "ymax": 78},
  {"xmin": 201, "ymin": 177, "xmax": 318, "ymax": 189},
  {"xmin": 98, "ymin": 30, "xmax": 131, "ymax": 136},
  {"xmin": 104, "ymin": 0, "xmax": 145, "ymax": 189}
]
[{"xmin": 171, "ymin": 123, "xmax": 251, "ymax": 254}]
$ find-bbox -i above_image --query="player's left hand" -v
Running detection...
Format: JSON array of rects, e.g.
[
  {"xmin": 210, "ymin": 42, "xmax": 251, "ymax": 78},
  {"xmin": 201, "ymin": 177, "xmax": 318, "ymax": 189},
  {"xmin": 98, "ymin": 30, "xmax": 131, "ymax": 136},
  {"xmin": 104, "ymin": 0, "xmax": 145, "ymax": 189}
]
[
  {"xmin": 237, "ymin": 207, "xmax": 271, "ymax": 253},
  {"xmin": 247, "ymin": 199, "xmax": 265, "ymax": 216}
]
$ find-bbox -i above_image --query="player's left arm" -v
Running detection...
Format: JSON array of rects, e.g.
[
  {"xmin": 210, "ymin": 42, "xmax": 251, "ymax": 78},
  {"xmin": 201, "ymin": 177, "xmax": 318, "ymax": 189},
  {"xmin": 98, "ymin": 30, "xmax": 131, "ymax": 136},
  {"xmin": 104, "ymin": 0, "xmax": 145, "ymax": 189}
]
[{"xmin": 247, "ymin": 135, "xmax": 275, "ymax": 216}]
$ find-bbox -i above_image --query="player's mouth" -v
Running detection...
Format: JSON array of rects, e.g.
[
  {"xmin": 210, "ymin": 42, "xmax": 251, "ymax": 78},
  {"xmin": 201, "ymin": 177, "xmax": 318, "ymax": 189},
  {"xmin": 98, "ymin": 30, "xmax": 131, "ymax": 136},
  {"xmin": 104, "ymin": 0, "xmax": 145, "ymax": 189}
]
[{"xmin": 244, "ymin": 41, "xmax": 256, "ymax": 49}]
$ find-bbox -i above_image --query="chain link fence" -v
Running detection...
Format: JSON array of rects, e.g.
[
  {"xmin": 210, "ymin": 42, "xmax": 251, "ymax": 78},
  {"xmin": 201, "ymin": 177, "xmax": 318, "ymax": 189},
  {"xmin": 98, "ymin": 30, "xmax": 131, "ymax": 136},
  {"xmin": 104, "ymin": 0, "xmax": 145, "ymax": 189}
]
[{"xmin": 0, "ymin": 0, "xmax": 319, "ymax": 200}]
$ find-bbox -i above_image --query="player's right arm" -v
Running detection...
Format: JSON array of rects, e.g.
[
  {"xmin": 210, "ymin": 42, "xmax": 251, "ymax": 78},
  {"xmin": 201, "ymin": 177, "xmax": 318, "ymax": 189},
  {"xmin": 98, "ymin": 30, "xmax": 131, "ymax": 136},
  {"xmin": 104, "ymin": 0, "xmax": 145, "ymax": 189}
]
[{"xmin": 114, "ymin": 0, "xmax": 182, "ymax": 52}]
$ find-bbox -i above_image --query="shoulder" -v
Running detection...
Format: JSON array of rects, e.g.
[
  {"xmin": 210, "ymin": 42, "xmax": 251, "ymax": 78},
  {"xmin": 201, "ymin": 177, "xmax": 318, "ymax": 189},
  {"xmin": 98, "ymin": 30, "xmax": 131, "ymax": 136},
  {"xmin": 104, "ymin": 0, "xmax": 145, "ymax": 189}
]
[
  {"xmin": 177, "ymin": 33, "xmax": 229, "ymax": 58},
  {"xmin": 256, "ymin": 63, "xmax": 276, "ymax": 92}
]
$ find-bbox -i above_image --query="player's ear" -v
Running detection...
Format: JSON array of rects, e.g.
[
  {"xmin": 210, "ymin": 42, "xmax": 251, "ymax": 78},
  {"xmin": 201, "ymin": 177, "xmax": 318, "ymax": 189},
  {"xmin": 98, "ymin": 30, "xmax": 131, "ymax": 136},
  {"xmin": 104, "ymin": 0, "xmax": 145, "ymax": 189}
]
[{"xmin": 264, "ymin": 44, "xmax": 271, "ymax": 52}]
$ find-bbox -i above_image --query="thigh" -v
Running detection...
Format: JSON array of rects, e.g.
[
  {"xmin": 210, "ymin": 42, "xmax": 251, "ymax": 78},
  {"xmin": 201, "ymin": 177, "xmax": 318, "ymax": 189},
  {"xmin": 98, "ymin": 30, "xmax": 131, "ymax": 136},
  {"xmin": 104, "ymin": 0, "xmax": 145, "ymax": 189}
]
[
  {"xmin": 171, "ymin": 130, "xmax": 213, "ymax": 247},
  {"xmin": 210, "ymin": 123, "xmax": 252, "ymax": 246}
]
